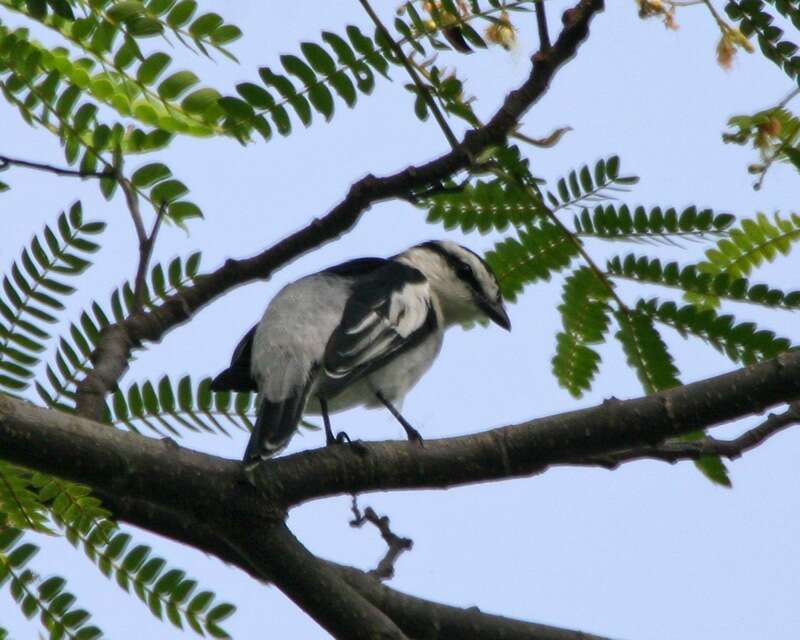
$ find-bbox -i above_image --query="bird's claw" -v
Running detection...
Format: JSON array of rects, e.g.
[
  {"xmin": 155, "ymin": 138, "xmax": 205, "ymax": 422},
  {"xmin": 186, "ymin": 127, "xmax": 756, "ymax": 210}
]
[
  {"xmin": 407, "ymin": 429, "xmax": 425, "ymax": 447},
  {"xmin": 325, "ymin": 431, "xmax": 368, "ymax": 456},
  {"xmin": 241, "ymin": 461, "xmax": 259, "ymax": 487}
]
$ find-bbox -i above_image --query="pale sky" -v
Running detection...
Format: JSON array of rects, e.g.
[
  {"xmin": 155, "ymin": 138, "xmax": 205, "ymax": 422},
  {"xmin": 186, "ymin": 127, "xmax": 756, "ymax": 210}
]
[{"xmin": 2, "ymin": 1, "xmax": 800, "ymax": 638}]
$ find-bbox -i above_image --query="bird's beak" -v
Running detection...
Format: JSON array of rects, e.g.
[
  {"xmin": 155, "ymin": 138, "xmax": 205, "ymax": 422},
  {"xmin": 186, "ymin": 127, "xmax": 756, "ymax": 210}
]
[{"xmin": 481, "ymin": 299, "xmax": 511, "ymax": 331}]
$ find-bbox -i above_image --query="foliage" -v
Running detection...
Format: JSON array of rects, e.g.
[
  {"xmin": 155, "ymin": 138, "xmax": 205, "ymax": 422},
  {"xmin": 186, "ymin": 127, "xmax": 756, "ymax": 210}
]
[
  {"xmin": 551, "ymin": 267, "xmax": 612, "ymax": 397},
  {"xmin": 107, "ymin": 375, "xmax": 254, "ymax": 436},
  {"xmin": 0, "ymin": 527, "xmax": 104, "ymax": 639},
  {"xmin": 575, "ymin": 205, "xmax": 735, "ymax": 242},
  {"xmin": 0, "ymin": 207, "xmax": 229, "ymax": 637},
  {"xmin": 0, "ymin": 202, "xmax": 103, "ymax": 396},
  {"xmin": 36, "ymin": 251, "xmax": 202, "ymax": 413},
  {"xmin": 725, "ymin": 0, "xmax": 800, "ymax": 81},
  {"xmin": 3, "ymin": 0, "xmax": 800, "ymax": 636}
]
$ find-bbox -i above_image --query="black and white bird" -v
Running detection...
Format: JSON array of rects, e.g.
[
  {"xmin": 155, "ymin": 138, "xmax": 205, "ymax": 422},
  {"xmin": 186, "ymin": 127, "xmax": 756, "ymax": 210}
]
[{"xmin": 211, "ymin": 240, "xmax": 510, "ymax": 466}]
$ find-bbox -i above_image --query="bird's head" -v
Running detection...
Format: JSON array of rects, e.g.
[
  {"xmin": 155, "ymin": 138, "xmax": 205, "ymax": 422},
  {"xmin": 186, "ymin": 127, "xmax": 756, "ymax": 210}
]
[{"xmin": 398, "ymin": 241, "xmax": 511, "ymax": 330}]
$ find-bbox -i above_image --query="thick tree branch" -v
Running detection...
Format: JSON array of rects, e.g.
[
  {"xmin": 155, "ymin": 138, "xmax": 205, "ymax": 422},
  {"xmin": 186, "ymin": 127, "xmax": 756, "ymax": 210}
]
[
  {"xmin": 3, "ymin": 349, "xmax": 799, "ymax": 638},
  {"xmin": 92, "ymin": 490, "xmax": 609, "ymax": 640},
  {"xmin": 333, "ymin": 563, "xmax": 612, "ymax": 640},
  {"xmin": 259, "ymin": 352, "xmax": 800, "ymax": 504},
  {"xmin": 4, "ymin": 352, "xmax": 800, "ymax": 515},
  {"xmin": 228, "ymin": 521, "xmax": 411, "ymax": 640},
  {"xmin": 74, "ymin": 0, "xmax": 606, "ymax": 421}
]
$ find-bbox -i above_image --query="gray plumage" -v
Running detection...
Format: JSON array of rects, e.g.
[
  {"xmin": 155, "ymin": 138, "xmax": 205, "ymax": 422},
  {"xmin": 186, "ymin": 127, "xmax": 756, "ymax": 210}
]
[{"xmin": 211, "ymin": 241, "xmax": 510, "ymax": 464}]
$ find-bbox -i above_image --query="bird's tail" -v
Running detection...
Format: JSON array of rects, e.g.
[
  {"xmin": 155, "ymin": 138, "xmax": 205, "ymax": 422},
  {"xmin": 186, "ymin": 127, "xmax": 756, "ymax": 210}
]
[{"xmin": 243, "ymin": 391, "xmax": 309, "ymax": 465}]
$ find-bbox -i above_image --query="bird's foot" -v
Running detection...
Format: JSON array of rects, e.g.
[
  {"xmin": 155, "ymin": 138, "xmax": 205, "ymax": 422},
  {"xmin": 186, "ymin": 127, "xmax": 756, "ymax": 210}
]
[
  {"xmin": 160, "ymin": 436, "xmax": 180, "ymax": 450},
  {"xmin": 325, "ymin": 428, "xmax": 349, "ymax": 446},
  {"xmin": 241, "ymin": 461, "xmax": 259, "ymax": 487},
  {"xmin": 405, "ymin": 427, "xmax": 424, "ymax": 447},
  {"xmin": 325, "ymin": 431, "xmax": 368, "ymax": 456}
]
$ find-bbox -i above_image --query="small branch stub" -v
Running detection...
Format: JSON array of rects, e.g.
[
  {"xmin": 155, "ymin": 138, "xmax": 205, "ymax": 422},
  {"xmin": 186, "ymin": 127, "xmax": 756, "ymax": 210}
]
[{"xmin": 350, "ymin": 496, "xmax": 414, "ymax": 581}]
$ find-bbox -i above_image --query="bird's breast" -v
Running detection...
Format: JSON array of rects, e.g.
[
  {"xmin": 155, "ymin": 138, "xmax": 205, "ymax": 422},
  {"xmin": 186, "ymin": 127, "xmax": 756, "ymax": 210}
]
[{"xmin": 308, "ymin": 329, "xmax": 444, "ymax": 414}]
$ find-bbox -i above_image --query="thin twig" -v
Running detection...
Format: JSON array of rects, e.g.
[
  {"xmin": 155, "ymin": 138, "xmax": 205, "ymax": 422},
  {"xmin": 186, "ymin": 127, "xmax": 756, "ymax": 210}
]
[
  {"xmin": 357, "ymin": 0, "xmax": 461, "ymax": 151},
  {"xmin": 567, "ymin": 402, "xmax": 800, "ymax": 469},
  {"xmin": 118, "ymin": 177, "xmax": 157, "ymax": 312},
  {"xmin": 512, "ymin": 126, "xmax": 572, "ymax": 148},
  {"xmin": 776, "ymin": 87, "xmax": 800, "ymax": 110},
  {"xmin": 0, "ymin": 154, "xmax": 113, "ymax": 180},
  {"xmin": 350, "ymin": 496, "xmax": 413, "ymax": 581},
  {"xmin": 118, "ymin": 178, "xmax": 148, "ymax": 247},
  {"xmin": 535, "ymin": 1, "xmax": 551, "ymax": 50},
  {"xmin": 133, "ymin": 202, "xmax": 167, "ymax": 310}
]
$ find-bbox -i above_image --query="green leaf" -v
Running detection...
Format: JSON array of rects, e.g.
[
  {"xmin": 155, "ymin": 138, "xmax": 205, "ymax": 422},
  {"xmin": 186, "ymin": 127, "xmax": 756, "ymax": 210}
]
[
  {"xmin": 167, "ymin": 0, "xmax": 197, "ymax": 28},
  {"xmin": 486, "ymin": 221, "xmax": 579, "ymax": 303},
  {"xmin": 1, "ymin": 203, "xmax": 105, "ymax": 394},
  {"xmin": 132, "ymin": 163, "xmax": 172, "ymax": 187},
  {"xmin": 552, "ymin": 268, "xmax": 612, "ymax": 396},
  {"xmin": 615, "ymin": 308, "xmax": 681, "ymax": 394},
  {"xmin": 181, "ymin": 87, "xmax": 221, "ymax": 115},
  {"xmin": 137, "ymin": 53, "xmax": 172, "ymax": 85},
  {"xmin": 158, "ymin": 70, "xmax": 200, "ymax": 100},
  {"xmin": 698, "ymin": 212, "xmax": 800, "ymax": 278},
  {"xmin": 423, "ymin": 178, "xmax": 542, "ymax": 234}
]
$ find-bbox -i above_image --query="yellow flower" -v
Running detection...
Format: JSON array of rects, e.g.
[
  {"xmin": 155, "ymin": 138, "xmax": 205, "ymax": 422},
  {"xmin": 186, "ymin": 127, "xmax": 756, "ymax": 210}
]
[
  {"xmin": 485, "ymin": 11, "xmax": 516, "ymax": 51},
  {"xmin": 716, "ymin": 29, "xmax": 753, "ymax": 69}
]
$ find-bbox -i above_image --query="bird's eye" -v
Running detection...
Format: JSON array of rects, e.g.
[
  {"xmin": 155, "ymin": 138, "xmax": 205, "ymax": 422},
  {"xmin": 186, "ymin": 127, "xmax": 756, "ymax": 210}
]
[{"xmin": 457, "ymin": 263, "xmax": 473, "ymax": 279}]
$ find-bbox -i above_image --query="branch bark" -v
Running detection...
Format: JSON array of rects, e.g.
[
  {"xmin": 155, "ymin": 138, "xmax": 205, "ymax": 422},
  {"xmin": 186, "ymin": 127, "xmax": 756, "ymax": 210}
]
[
  {"xmin": 5, "ymin": 352, "xmax": 800, "ymax": 518},
  {"xmin": 259, "ymin": 352, "xmax": 800, "ymax": 504},
  {"xmin": 333, "ymin": 563, "xmax": 611, "ymax": 640},
  {"xmin": 3, "ymin": 350, "xmax": 800, "ymax": 637},
  {"xmin": 92, "ymin": 487, "xmax": 611, "ymax": 640},
  {"xmin": 73, "ymin": 0, "xmax": 606, "ymax": 421},
  {"xmin": 568, "ymin": 402, "xmax": 800, "ymax": 469},
  {"xmin": 227, "ymin": 521, "xmax": 411, "ymax": 640}
]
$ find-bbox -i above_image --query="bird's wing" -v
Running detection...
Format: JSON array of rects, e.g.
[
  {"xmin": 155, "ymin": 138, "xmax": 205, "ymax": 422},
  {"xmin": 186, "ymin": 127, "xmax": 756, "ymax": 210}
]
[
  {"xmin": 210, "ymin": 325, "xmax": 258, "ymax": 392},
  {"xmin": 321, "ymin": 262, "xmax": 438, "ymax": 396}
]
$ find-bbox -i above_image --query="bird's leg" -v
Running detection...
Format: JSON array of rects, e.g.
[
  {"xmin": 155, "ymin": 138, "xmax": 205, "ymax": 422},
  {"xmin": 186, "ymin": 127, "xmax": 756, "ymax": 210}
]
[
  {"xmin": 374, "ymin": 391, "xmax": 424, "ymax": 446},
  {"xmin": 320, "ymin": 396, "xmax": 351, "ymax": 446}
]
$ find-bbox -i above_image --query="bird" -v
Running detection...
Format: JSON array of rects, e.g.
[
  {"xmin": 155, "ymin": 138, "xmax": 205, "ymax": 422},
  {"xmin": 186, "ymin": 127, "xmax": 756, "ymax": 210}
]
[{"xmin": 210, "ymin": 240, "xmax": 511, "ymax": 467}]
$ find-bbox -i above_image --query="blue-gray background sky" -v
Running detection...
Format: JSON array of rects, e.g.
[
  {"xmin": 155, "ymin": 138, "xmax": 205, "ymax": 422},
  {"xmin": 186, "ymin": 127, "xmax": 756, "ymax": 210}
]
[{"xmin": 2, "ymin": 1, "xmax": 799, "ymax": 638}]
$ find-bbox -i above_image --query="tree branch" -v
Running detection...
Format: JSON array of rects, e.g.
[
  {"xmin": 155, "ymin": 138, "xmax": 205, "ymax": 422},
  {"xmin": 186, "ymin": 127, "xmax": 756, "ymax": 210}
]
[
  {"xmin": 568, "ymin": 402, "xmax": 800, "ymax": 469},
  {"xmin": 132, "ymin": 201, "xmax": 167, "ymax": 311},
  {"xmin": 73, "ymin": 0, "xmax": 606, "ymax": 421},
  {"xmin": 258, "ymin": 351, "xmax": 800, "ymax": 504},
  {"xmin": 0, "ymin": 153, "xmax": 113, "ymax": 180},
  {"xmin": 4, "ymin": 349, "xmax": 799, "ymax": 638},
  {"xmin": 91, "ymin": 489, "xmax": 610, "ymax": 640},
  {"xmin": 227, "ymin": 521, "xmax": 411, "ymax": 640},
  {"xmin": 535, "ymin": 1, "xmax": 551, "ymax": 50},
  {"xmin": 350, "ymin": 496, "xmax": 413, "ymax": 580},
  {"xmin": 358, "ymin": 0, "xmax": 460, "ymax": 150},
  {"xmin": 4, "ymin": 351, "xmax": 800, "ymax": 517},
  {"xmin": 332, "ymin": 563, "xmax": 612, "ymax": 640}
]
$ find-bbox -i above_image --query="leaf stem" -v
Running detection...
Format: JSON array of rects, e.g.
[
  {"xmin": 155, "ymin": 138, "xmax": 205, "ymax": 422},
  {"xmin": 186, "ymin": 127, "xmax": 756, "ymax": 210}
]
[
  {"xmin": 0, "ymin": 154, "xmax": 112, "ymax": 179},
  {"xmin": 357, "ymin": 0, "xmax": 460, "ymax": 150},
  {"xmin": 535, "ymin": 1, "xmax": 551, "ymax": 50}
]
